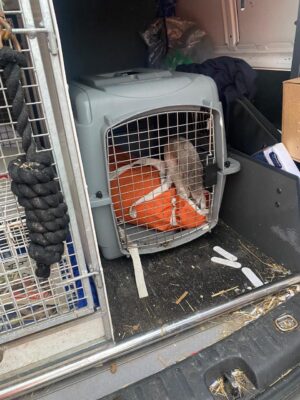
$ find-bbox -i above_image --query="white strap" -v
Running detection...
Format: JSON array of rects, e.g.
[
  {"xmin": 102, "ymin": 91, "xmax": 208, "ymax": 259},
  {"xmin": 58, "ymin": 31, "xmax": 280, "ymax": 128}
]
[
  {"xmin": 128, "ymin": 246, "xmax": 149, "ymax": 298},
  {"xmin": 129, "ymin": 180, "xmax": 171, "ymax": 218},
  {"xmin": 170, "ymin": 197, "xmax": 177, "ymax": 226},
  {"xmin": 109, "ymin": 160, "xmax": 141, "ymax": 181},
  {"xmin": 109, "ymin": 157, "xmax": 166, "ymax": 181},
  {"xmin": 111, "ymin": 157, "xmax": 208, "ymax": 226},
  {"xmin": 178, "ymin": 193, "xmax": 209, "ymax": 216}
]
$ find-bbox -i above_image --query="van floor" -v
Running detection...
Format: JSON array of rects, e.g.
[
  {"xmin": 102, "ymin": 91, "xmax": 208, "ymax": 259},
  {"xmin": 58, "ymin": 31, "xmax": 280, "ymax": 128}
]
[{"xmin": 102, "ymin": 221, "xmax": 292, "ymax": 342}]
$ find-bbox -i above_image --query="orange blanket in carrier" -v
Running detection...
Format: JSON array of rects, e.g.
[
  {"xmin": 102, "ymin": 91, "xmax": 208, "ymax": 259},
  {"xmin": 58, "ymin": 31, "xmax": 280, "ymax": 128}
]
[{"xmin": 109, "ymin": 156, "xmax": 209, "ymax": 232}]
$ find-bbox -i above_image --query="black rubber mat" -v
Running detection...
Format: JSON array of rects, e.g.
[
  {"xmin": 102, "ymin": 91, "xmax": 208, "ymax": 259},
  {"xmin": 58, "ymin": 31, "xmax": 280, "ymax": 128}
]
[
  {"xmin": 102, "ymin": 221, "xmax": 294, "ymax": 341},
  {"xmin": 102, "ymin": 293, "xmax": 300, "ymax": 400}
]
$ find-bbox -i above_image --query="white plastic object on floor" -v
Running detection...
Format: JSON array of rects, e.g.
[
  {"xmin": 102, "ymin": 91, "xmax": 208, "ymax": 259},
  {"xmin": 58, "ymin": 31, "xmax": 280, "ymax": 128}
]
[
  {"xmin": 128, "ymin": 246, "xmax": 149, "ymax": 298},
  {"xmin": 242, "ymin": 267, "xmax": 264, "ymax": 288},
  {"xmin": 211, "ymin": 257, "xmax": 242, "ymax": 269},
  {"xmin": 213, "ymin": 246, "xmax": 238, "ymax": 261}
]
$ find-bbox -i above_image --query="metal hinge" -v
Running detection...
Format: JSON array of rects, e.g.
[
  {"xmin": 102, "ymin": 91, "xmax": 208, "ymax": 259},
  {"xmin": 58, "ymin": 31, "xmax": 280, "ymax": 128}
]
[{"xmin": 46, "ymin": 30, "xmax": 58, "ymax": 55}]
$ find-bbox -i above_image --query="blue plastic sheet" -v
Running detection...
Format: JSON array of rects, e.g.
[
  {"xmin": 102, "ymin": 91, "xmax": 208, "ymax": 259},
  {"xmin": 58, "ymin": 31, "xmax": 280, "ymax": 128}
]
[{"xmin": 65, "ymin": 235, "xmax": 100, "ymax": 309}]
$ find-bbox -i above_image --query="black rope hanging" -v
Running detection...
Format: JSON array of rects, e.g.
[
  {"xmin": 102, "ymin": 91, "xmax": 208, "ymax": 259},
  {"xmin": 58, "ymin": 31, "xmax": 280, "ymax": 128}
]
[{"xmin": 0, "ymin": 14, "xmax": 69, "ymax": 279}]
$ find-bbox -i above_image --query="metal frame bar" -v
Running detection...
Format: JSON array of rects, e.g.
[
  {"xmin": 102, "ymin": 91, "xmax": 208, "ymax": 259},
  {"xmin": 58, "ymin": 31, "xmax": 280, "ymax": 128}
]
[
  {"xmin": 38, "ymin": 0, "xmax": 113, "ymax": 339},
  {"xmin": 0, "ymin": 274, "xmax": 299, "ymax": 399},
  {"xmin": 19, "ymin": 0, "xmax": 95, "ymax": 312},
  {"xmin": 11, "ymin": 28, "xmax": 48, "ymax": 34},
  {"xmin": 0, "ymin": 0, "xmax": 100, "ymax": 344}
]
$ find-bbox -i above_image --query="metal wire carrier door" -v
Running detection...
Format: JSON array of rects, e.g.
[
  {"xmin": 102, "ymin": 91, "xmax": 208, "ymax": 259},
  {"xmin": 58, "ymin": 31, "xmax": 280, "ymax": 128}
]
[
  {"xmin": 0, "ymin": 2, "xmax": 96, "ymax": 344},
  {"xmin": 107, "ymin": 108, "xmax": 216, "ymax": 252}
]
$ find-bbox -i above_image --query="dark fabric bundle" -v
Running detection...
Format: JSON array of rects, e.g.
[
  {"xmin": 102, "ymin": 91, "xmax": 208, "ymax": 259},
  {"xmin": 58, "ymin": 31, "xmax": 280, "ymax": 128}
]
[{"xmin": 177, "ymin": 56, "xmax": 257, "ymax": 127}]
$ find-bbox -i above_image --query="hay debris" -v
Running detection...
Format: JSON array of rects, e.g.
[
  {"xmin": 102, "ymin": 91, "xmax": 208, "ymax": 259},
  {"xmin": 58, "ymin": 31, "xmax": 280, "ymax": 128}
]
[
  {"xmin": 239, "ymin": 241, "xmax": 290, "ymax": 278},
  {"xmin": 212, "ymin": 286, "xmax": 239, "ymax": 298},
  {"xmin": 210, "ymin": 370, "xmax": 255, "ymax": 399},
  {"xmin": 223, "ymin": 285, "xmax": 300, "ymax": 337},
  {"xmin": 110, "ymin": 363, "xmax": 118, "ymax": 374},
  {"xmin": 123, "ymin": 323, "xmax": 141, "ymax": 335},
  {"xmin": 232, "ymin": 369, "xmax": 255, "ymax": 396},
  {"xmin": 209, "ymin": 377, "xmax": 228, "ymax": 399},
  {"xmin": 175, "ymin": 291, "xmax": 188, "ymax": 304},
  {"xmin": 270, "ymin": 368, "xmax": 293, "ymax": 386}
]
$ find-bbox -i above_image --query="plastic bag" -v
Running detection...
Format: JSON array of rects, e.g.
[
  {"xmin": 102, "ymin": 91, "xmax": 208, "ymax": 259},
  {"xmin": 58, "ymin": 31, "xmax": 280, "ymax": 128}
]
[
  {"xmin": 163, "ymin": 49, "xmax": 193, "ymax": 70},
  {"xmin": 142, "ymin": 17, "xmax": 213, "ymax": 69},
  {"xmin": 141, "ymin": 19, "xmax": 167, "ymax": 68},
  {"xmin": 165, "ymin": 17, "xmax": 213, "ymax": 68}
]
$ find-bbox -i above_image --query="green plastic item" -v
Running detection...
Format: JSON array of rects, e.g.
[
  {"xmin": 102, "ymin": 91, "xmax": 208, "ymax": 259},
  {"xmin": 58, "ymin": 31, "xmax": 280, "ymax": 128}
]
[{"xmin": 163, "ymin": 49, "xmax": 193, "ymax": 70}]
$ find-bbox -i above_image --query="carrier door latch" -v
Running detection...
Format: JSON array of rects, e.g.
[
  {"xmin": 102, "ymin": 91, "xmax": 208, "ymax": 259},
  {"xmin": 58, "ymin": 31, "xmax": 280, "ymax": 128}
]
[
  {"xmin": 204, "ymin": 157, "xmax": 240, "ymax": 186},
  {"xmin": 204, "ymin": 163, "xmax": 219, "ymax": 187}
]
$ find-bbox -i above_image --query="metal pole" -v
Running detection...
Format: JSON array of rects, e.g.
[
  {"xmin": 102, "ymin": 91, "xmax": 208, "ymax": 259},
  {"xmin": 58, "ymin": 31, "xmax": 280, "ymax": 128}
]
[{"xmin": 11, "ymin": 28, "xmax": 48, "ymax": 34}]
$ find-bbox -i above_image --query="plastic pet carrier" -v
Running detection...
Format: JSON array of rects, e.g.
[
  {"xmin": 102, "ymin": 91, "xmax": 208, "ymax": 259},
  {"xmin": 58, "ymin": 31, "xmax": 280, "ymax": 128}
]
[{"xmin": 70, "ymin": 70, "xmax": 239, "ymax": 262}]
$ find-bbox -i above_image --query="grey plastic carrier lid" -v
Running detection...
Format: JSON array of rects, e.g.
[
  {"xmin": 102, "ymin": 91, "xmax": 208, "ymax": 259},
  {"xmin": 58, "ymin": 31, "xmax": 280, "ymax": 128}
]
[
  {"xmin": 79, "ymin": 69, "xmax": 195, "ymax": 98},
  {"xmin": 80, "ymin": 69, "xmax": 173, "ymax": 89}
]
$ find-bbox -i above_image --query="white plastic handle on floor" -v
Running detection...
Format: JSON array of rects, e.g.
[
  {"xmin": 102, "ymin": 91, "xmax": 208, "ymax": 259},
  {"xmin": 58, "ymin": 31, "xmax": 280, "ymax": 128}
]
[
  {"xmin": 242, "ymin": 267, "xmax": 264, "ymax": 288},
  {"xmin": 213, "ymin": 246, "xmax": 238, "ymax": 262},
  {"xmin": 211, "ymin": 257, "xmax": 242, "ymax": 269}
]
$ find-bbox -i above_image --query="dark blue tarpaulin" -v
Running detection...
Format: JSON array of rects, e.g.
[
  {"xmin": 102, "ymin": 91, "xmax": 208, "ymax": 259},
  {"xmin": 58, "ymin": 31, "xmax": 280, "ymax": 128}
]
[{"xmin": 177, "ymin": 56, "xmax": 257, "ymax": 127}]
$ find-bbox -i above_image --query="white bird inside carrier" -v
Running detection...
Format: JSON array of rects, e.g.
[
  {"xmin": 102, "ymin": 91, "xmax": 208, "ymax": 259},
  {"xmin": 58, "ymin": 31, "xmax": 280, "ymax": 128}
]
[{"xmin": 70, "ymin": 69, "xmax": 239, "ymax": 296}]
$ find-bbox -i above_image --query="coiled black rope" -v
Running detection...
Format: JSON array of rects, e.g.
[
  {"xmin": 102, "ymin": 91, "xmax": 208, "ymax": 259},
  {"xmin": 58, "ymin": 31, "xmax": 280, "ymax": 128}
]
[{"xmin": 0, "ymin": 46, "xmax": 69, "ymax": 279}]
